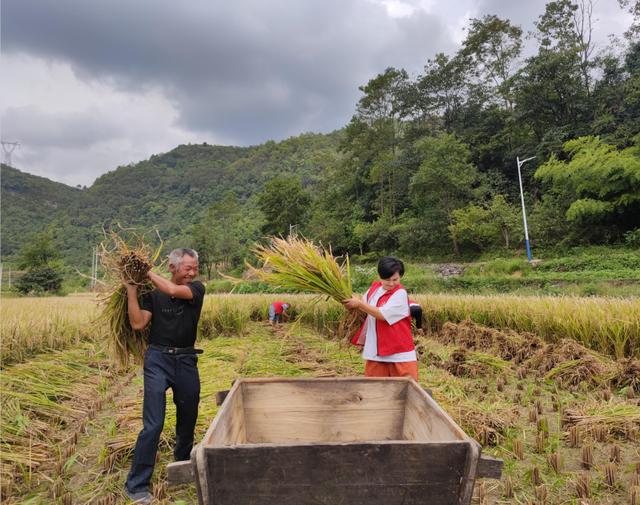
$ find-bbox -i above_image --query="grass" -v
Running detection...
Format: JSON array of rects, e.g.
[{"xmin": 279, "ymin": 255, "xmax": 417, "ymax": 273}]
[
  {"xmin": 204, "ymin": 246, "xmax": 640, "ymax": 297},
  {"xmin": 3, "ymin": 314, "xmax": 639, "ymax": 504}
]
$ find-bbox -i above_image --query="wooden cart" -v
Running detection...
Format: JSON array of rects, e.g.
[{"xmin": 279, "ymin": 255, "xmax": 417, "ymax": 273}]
[{"xmin": 167, "ymin": 377, "xmax": 502, "ymax": 505}]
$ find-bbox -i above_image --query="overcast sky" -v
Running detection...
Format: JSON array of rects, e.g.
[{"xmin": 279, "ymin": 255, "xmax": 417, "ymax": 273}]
[{"xmin": 0, "ymin": 0, "xmax": 633, "ymax": 186}]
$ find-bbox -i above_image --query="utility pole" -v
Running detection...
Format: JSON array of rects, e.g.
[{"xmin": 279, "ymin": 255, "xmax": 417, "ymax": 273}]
[
  {"xmin": 516, "ymin": 156, "xmax": 536, "ymax": 262},
  {"xmin": 1, "ymin": 141, "xmax": 20, "ymax": 167},
  {"xmin": 90, "ymin": 246, "xmax": 98, "ymax": 291}
]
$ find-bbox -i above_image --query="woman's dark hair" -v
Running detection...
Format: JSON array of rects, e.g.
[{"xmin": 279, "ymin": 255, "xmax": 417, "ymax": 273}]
[{"xmin": 377, "ymin": 256, "xmax": 405, "ymax": 279}]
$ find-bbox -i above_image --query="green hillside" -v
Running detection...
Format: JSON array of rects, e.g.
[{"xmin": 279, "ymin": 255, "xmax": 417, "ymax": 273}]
[
  {"xmin": 1, "ymin": 132, "xmax": 343, "ymax": 266},
  {"xmin": 1, "ymin": 166, "xmax": 82, "ymax": 258}
]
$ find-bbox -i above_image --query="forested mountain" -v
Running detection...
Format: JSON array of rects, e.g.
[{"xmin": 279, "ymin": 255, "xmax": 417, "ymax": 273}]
[
  {"xmin": 1, "ymin": 132, "xmax": 343, "ymax": 266},
  {"xmin": 2, "ymin": 0, "xmax": 639, "ymax": 274}
]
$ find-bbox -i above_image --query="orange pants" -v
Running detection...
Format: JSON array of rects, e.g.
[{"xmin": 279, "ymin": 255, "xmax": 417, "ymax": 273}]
[{"xmin": 365, "ymin": 360, "xmax": 418, "ymax": 381}]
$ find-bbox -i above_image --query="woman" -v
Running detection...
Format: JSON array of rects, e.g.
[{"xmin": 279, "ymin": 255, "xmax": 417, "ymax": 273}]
[{"xmin": 343, "ymin": 256, "xmax": 418, "ymax": 380}]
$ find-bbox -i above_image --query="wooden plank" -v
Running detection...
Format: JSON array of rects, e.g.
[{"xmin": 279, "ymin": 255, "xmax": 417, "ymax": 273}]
[
  {"xmin": 192, "ymin": 444, "xmax": 208, "ymax": 505},
  {"xmin": 203, "ymin": 441, "xmax": 470, "ymax": 505},
  {"xmin": 241, "ymin": 378, "xmax": 407, "ymax": 443},
  {"xmin": 476, "ymin": 455, "xmax": 503, "ymax": 479},
  {"xmin": 204, "ymin": 381, "xmax": 246, "ymax": 447},
  {"xmin": 166, "ymin": 460, "xmax": 194, "ymax": 485},
  {"xmin": 457, "ymin": 439, "xmax": 481, "ymax": 505},
  {"xmin": 241, "ymin": 378, "xmax": 407, "ymax": 410},
  {"xmin": 243, "ymin": 408, "xmax": 405, "ymax": 443},
  {"xmin": 402, "ymin": 382, "xmax": 465, "ymax": 442}
]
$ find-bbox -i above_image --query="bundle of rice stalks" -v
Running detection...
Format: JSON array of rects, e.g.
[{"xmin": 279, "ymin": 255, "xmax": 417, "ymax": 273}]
[
  {"xmin": 248, "ymin": 236, "xmax": 364, "ymax": 340},
  {"xmin": 611, "ymin": 358, "xmax": 640, "ymax": 394},
  {"xmin": 530, "ymin": 339, "xmax": 617, "ymax": 388},
  {"xmin": 444, "ymin": 348, "xmax": 509, "ymax": 378},
  {"xmin": 441, "ymin": 397, "xmax": 517, "ymax": 446},
  {"xmin": 439, "ymin": 320, "xmax": 543, "ymax": 363},
  {"xmin": 97, "ymin": 228, "xmax": 162, "ymax": 366},
  {"xmin": 544, "ymin": 357, "xmax": 613, "ymax": 389},
  {"xmin": 563, "ymin": 400, "xmax": 640, "ymax": 439}
]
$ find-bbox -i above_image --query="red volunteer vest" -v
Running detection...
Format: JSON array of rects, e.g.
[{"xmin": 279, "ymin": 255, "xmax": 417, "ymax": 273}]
[
  {"xmin": 350, "ymin": 282, "xmax": 414, "ymax": 356},
  {"xmin": 272, "ymin": 301, "xmax": 287, "ymax": 314}
]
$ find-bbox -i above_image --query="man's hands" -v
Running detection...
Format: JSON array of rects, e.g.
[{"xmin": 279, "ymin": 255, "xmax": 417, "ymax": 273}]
[{"xmin": 147, "ymin": 271, "xmax": 194, "ymax": 300}]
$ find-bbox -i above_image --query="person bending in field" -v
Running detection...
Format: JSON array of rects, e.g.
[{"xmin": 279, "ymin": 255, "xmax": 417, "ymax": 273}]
[
  {"xmin": 343, "ymin": 256, "xmax": 418, "ymax": 381},
  {"xmin": 268, "ymin": 300, "xmax": 290, "ymax": 325},
  {"xmin": 124, "ymin": 248, "xmax": 205, "ymax": 504}
]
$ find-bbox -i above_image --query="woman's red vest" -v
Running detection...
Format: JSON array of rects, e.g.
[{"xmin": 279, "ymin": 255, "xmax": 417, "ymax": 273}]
[{"xmin": 350, "ymin": 282, "xmax": 414, "ymax": 356}]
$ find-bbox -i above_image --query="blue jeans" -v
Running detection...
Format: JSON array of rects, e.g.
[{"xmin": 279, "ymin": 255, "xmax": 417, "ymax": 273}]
[{"xmin": 125, "ymin": 347, "xmax": 200, "ymax": 493}]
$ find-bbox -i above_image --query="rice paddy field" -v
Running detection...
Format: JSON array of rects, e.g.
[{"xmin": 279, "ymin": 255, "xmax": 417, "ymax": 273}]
[{"xmin": 1, "ymin": 293, "xmax": 639, "ymax": 504}]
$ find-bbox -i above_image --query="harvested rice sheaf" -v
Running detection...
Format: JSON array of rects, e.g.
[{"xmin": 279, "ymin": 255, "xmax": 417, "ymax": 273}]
[
  {"xmin": 97, "ymin": 228, "xmax": 162, "ymax": 366},
  {"xmin": 612, "ymin": 358, "xmax": 640, "ymax": 394},
  {"xmin": 439, "ymin": 319, "xmax": 543, "ymax": 362},
  {"xmin": 444, "ymin": 348, "xmax": 509, "ymax": 378},
  {"xmin": 441, "ymin": 397, "xmax": 518, "ymax": 446},
  {"xmin": 248, "ymin": 236, "xmax": 365, "ymax": 341},
  {"xmin": 563, "ymin": 400, "xmax": 640, "ymax": 439},
  {"xmin": 529, "ymin": 339, "xmax": 617, "ymax": 389}
]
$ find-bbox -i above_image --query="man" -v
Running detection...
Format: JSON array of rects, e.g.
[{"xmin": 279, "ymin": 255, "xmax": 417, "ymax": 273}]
[
  {"xmin": 124, "ymin": 248, "xmax": 205, "ymax": 504},
  {"xmin": 268, "ymin": 300, "xmax": 290, "ymax": 325}
]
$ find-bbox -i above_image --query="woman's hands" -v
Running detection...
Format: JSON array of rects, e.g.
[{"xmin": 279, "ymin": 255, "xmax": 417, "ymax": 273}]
[{"xmin": 343, "ymin": 296, "xmax": 362, "ymax": 311}]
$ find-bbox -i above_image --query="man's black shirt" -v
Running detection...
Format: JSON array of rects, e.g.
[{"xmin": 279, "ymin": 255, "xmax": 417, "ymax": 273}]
[{"xmin": 141, "ymin": 281, "xmax": 205, "ymax": 348}]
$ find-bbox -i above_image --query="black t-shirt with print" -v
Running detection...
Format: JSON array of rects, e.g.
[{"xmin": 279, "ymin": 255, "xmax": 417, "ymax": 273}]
[{"xmin": 141, "ymin": 281, "xmax": 206, "ymax": 348}]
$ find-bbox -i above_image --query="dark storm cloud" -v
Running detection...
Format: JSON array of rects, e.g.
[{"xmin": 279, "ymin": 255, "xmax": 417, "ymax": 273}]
[{"xmin": 1, "ymin": 0, "xmax": 456, "ymax": 144}]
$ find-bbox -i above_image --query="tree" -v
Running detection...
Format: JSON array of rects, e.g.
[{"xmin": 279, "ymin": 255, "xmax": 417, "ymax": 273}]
[
  {"xmin": 344, "ymin": 68, "xmax": 411, "ymax": 219},
  {"xmin": 412, "ymin": 53, "xmax": 469, "ymax": 132},
  {"xmin": 15, "ymin": 230, "xmax": 64, "ymax": 295},
  {"xmin": 410, "ymin": 134, "xmax": 482, "ymax": 255},
  {"xmin": 535, "ymin": 136, "xmax": 640, "ymax": 241},
  {"xmin": 192, "ymin": 192, "xmax": 258, "ymax": 278},
  {"xmin": 448, "ymin": 195, "xmax": 521, "ymax": 251},
  {"xmin": 461, "ymin": 15, "xmax": 523, "ymax": 110},
  {"xmin": 257, "ymin": 177, "xmax": 311, "ymax": 237}
]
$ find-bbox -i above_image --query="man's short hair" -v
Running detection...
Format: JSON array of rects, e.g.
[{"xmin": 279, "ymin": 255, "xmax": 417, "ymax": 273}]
[
  {"xmin": 377, "ymin": 256, "xmax": 404, "ymax": 279},
  {"xmin": 168, "ymin": 248, "xmax": 199, "ymax": 267}
]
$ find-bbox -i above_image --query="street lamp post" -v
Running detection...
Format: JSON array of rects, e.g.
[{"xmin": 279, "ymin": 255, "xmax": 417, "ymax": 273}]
[{"xmin": 516, "ymin": 156, "xmax": 536, "ymax": 262}]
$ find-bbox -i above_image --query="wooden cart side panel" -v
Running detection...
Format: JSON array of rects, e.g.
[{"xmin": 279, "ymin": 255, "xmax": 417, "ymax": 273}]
[
  {"xmin": 457, "ymin": 439, "xmax": 481, "ymax": 505},
  {"xmin": 205, "ymin": 381, "xmax": 246, "ymax": 447},
  {"xmin": 241, "ymin": 379, "xmax": 408, "ymax": 443},
  {"xmin": 240, "ymin": 378, "xmax": 408, "ymax": 410},
  {"xmin": 203, "ymin": 442, "xmax": 470, "ymax": 505},
  {"xmin": 403, "ymin": 381, "xmax": 468, "ymax": 442},
  {"xmin": 191, "ymin": 444, "xmax": 207, "ymax": 505}
]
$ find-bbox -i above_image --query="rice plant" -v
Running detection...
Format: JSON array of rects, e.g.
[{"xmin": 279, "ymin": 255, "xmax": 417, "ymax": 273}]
[
  {"xmin": 248, "ymin": 236, "xmax": 364, "ymax": 340},
  {"xmin": 0, "ymin": 296, "xmax": 98, "ymax": 366},
  {"xmin": 415, "ymin": 293, "xmax": 640, "ymax": 358}
]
